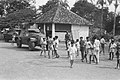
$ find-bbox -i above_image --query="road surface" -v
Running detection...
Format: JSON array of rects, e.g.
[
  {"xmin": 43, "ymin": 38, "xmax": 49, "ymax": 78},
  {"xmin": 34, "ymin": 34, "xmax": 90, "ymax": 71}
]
[{"xmin": 0, "ymin": 41, "xmax": 120, "ymax": 80}]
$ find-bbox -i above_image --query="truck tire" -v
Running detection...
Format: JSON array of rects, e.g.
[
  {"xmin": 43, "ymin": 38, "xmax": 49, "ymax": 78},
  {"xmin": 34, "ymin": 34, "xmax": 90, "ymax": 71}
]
[
  {"xmin": 16, "ymin": 39, "xmax": 22, "ymax": 48},
  {"xmin": 28, "ymin": 41, "xmax": 35, "ymax": 51}
]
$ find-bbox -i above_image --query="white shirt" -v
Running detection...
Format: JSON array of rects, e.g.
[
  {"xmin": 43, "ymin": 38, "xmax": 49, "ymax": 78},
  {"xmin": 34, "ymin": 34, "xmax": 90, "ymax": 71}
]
[
  {"xmin": 75, "ymin": 42, "xmax": 80, "ymax": 48},
  {"xmin": 85, "ymin": 41, "xmax": 92, "ymax": 49},
  {"xmin": 110, "ymin": 43, "xmax": 117, "ymax": 49},
  {"xmin": 100, "ymin": 38, "xmax": 105, "ymax": 44},
  {"xmin": 69, "ymin": 46, "xmax": 77, "ymax": 54},
  {"xmin": 94, "ymin": 39, "xmax": 100, "ymax": 50}
]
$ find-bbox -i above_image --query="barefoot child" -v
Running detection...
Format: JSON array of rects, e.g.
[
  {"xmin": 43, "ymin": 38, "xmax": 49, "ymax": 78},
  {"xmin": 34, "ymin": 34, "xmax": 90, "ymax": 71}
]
[{"xmin": 69, "ymin": 40, "xmax": 77, "ymax": 68}]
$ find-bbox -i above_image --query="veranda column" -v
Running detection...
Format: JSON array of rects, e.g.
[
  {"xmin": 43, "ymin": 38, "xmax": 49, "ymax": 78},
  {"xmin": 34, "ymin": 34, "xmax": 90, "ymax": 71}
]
[
  {"xmin": 52, "ymin": 23, "xmax": 55, "ymax": 38},
  {"xmin": 43, "ymin": 24, "xmax": 46, "ymax": 35}
]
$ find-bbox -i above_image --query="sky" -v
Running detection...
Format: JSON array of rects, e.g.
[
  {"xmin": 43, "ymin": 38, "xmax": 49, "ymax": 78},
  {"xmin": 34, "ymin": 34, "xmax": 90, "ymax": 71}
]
[{"xmin": 35, "ymin": 0, "xmax": 120, "ymax": 13}]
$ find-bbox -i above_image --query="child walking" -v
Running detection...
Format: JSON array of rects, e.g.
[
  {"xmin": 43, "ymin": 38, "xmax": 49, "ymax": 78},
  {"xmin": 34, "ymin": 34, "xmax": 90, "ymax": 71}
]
[
  {"xmin": 75, "ymin": 39, "xmax": 80, "ymax": 57},
  {"xmin": 40, "ymin": 38, "xmax": 47, "ymax": 57},
  {"xmin": 84, "ymin": 37, "xmax": 93, "ymax": 63},
  {"xmin": 115, "ymin": 39, "xmax": 120, "ymax": 69},
  {"xmin": 69, "ymin": 40, "xmax": 77, "ymax": 68},
  {"xmin": 108, "ymin": 39, "xmax": 117, "ymax": 60},
  {"xmin": 47, "ymin": 36, "xmax": 54, "ymax": 59},
  {"xmin": 67, "ymin": 40, "xmax": 71, "ymax": 58}
]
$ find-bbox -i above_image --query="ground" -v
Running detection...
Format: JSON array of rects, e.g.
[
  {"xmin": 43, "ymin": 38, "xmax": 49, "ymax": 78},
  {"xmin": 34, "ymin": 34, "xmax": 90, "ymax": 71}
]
[{"xmin": 0, "ymin": 41, "xmax": 120, "ymax": 80}]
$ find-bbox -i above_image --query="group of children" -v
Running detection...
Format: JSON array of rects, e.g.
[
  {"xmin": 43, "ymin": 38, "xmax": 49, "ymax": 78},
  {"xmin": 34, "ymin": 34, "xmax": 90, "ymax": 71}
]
[
  {"xmin": 40, "ymin": 36, "xmax": 60, "ymax": 59},
  {"xmin": 39, "ymin": 35, "xmax": 120, "ymax": 69},
  {"xmin": 67, "ymin": 36, "xmax": 120, "ymax": 69}
]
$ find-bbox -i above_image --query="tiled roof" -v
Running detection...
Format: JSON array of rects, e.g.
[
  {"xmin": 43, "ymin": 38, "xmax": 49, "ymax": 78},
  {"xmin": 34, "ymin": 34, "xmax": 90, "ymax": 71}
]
[{"xmin": 36, "ymin": 6, "xmax": 92, "ymax": 25}]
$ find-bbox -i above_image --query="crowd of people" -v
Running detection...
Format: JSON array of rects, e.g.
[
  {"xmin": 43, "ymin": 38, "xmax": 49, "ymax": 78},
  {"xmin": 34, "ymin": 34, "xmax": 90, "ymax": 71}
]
[{"xmin": 39, "ymin": 31, "xmax": 120, "ymax": 69}]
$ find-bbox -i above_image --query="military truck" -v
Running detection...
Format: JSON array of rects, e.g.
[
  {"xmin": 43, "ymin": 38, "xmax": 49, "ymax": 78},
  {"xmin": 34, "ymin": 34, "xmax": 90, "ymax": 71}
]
[{"xmin": 15, "ymin": 28, "xmax": 45, "ymax": 50}]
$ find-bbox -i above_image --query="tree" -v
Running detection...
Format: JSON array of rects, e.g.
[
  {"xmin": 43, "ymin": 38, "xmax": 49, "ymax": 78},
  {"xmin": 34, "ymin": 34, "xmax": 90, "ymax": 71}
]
[
  {"xmin": 39, "ymin": 0, "xmax": 70, "ymax": 14},
  {"xmin": 0, "ymin": 0, "xmax": 35, "ymax": 15},
  {"xmin": 71, "ymin": 0, "xmax": 100, "ymax": 26},
  {"xmin": 0, "ymin": 0, "xmax": 36, "ymax": 28}
]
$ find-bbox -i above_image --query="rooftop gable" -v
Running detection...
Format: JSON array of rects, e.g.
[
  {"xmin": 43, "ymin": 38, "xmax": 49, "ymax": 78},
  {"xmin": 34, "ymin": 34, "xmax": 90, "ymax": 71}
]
[{"xmin": 36, "ymin": 6, "xmax": 92, "ymax": 26}]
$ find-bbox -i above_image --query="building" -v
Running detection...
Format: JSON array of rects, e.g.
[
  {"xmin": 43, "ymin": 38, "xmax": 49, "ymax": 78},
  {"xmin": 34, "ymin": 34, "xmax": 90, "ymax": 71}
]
[{"xmin": 35, "ymin": 5, "xmax": 92, "ymax": 41}]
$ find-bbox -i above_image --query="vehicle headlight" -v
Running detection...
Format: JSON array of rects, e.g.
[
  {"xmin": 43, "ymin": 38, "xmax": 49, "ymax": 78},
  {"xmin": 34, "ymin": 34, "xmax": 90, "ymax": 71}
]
[{"xmin": 30, "ymin": 38, "xmax": 37, "ymax": 41}]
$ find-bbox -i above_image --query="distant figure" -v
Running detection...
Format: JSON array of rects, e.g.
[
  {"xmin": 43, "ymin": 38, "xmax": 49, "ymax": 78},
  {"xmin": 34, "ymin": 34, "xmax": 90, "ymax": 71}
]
[
  {"xmin": 47, "ymin": 36, "xmax": 54, "ymax": 59},
  {"xmin": 11, "ymin": 33, "xmax": 17, "ymax": 46},
  {"xmin": 75, "ymin": 39, "xmax": 80, "ymax": 57},
  {"xmin": 100, "ymin": 36, "xmax": 106, "ymax": 55},
  {"xmin": 84, "ymin": 37, "xmax": 93, "ymax": 63},
  {"xmin": 65, "ymin": 31, "xmax": 72, "ymax": 50},
  {"xmin": 67, "ymin": 40, "xmax": 71, "ymax": 58},
  {"xmin": 93, "ymin": 37, "xmax": 101, "ymax": 64},
  {"xmin": 53, "ymin": 36, "xmax": 60, "ymax": 58},
  {"xmin": 40, "ymin": 38, "xmax": 47, "ymax": 57},
  {"xmin": 108, "ymin": 39, "xmax": 117, "ymax": 60},
  {"xmin": 79, "ymin": 37, "xmax": 85, "ymax": 62}
]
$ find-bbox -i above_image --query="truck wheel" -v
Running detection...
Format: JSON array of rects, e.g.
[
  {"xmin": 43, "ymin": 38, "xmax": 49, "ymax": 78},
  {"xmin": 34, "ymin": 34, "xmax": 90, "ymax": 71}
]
[
  {"xmin": 16, "ymin": 39, "xmax": 22, "ymax": 48},
  {"xmin": 28, "ymin": 41, "xmax": 35, "ymax": 51},
  {"xmin": 4, "ymin": 38, "xmax": 9, "ymax": 42}
]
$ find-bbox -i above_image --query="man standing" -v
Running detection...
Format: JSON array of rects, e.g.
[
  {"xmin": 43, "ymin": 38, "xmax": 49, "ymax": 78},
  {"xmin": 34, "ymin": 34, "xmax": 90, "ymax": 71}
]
[
  {"xmin": 65, "ymin": 31, "xmax": 71, "ymax": 50},
  {"xmin": 100, "ymin": 36, "xmax": 106, "ymax": 55},
  {"xmin": 79, "ymin": 37, "xmax": 85, "ymax": 62}
]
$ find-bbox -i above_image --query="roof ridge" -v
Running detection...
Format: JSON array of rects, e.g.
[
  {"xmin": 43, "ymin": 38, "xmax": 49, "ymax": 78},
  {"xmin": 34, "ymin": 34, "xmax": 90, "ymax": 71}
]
[
  {"xmin": 67, "ymin": 9, "xmax": 91, "ymax": 24},
  {"xmin": 52, "ymin": 6, "xmax": 61, "ymax": 23}
]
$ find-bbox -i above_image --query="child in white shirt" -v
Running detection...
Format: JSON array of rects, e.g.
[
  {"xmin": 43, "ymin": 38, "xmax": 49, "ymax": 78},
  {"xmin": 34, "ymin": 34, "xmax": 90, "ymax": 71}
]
[{"xmin": 69, "ymin": 40, "xmax": 77, "ymax": 68}]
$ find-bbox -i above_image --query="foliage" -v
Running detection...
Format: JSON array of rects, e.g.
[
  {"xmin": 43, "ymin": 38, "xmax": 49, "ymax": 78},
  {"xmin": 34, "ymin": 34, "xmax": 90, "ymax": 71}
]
[
  {"xmin": 0, "ymin": 0, "xmax": 36, "ymax": 27},
  {"xmin": 39, "ymin": 0, "xmax": 70, "ymax": 14}
]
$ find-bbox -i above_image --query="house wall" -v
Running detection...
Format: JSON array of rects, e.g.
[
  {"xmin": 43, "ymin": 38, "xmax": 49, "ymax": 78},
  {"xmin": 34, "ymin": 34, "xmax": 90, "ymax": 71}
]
[
  {"xmin": 71, "ymin": 25, "xmax": 89, "ymax": 40},
  {"xmin": 55, "ymin": 24, "xmax": 71, "ymax": 41}
]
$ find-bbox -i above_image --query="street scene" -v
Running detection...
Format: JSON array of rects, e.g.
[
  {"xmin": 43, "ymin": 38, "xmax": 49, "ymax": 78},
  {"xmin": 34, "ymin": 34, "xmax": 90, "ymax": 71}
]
[
  {"xmin": 0, "ymin": 41, "xmax": 120, "ymax": 80},
  {"xmin": 0, "ymin": 0, "xmax": 120, "ymax": 80}
]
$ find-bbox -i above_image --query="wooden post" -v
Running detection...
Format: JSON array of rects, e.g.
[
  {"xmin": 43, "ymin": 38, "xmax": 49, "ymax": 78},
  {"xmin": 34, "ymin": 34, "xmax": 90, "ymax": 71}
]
[
  {"xmin": 52, "ymin": 23, "xmax": 55, "ymax": 38},
  {"xmin": 43, "ymin": 24, "xmax": 46, "ymax": 35}
]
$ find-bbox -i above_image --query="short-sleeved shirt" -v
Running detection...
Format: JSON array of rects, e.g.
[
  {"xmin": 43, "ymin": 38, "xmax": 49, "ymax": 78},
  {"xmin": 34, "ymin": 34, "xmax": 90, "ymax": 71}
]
[
  {"xmin": 100, "ymin": 38, "xmax": 105, "ymax": 44},
  {"xmin": 85, "ymin": 41, "xmax": 93, "ymax": 49}
]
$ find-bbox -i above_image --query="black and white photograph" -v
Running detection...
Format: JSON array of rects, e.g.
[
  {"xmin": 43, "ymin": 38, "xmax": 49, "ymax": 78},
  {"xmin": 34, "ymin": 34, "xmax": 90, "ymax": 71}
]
[{"xmin": 0, "ymin": 0, "xmax": 120, "ymax": 80}]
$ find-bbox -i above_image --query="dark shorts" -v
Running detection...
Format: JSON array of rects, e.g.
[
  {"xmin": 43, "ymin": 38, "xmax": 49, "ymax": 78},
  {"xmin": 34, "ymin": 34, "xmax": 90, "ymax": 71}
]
[{"xmin": 101, "ymin": 43, "xmax": 105, "ymax": 49}]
